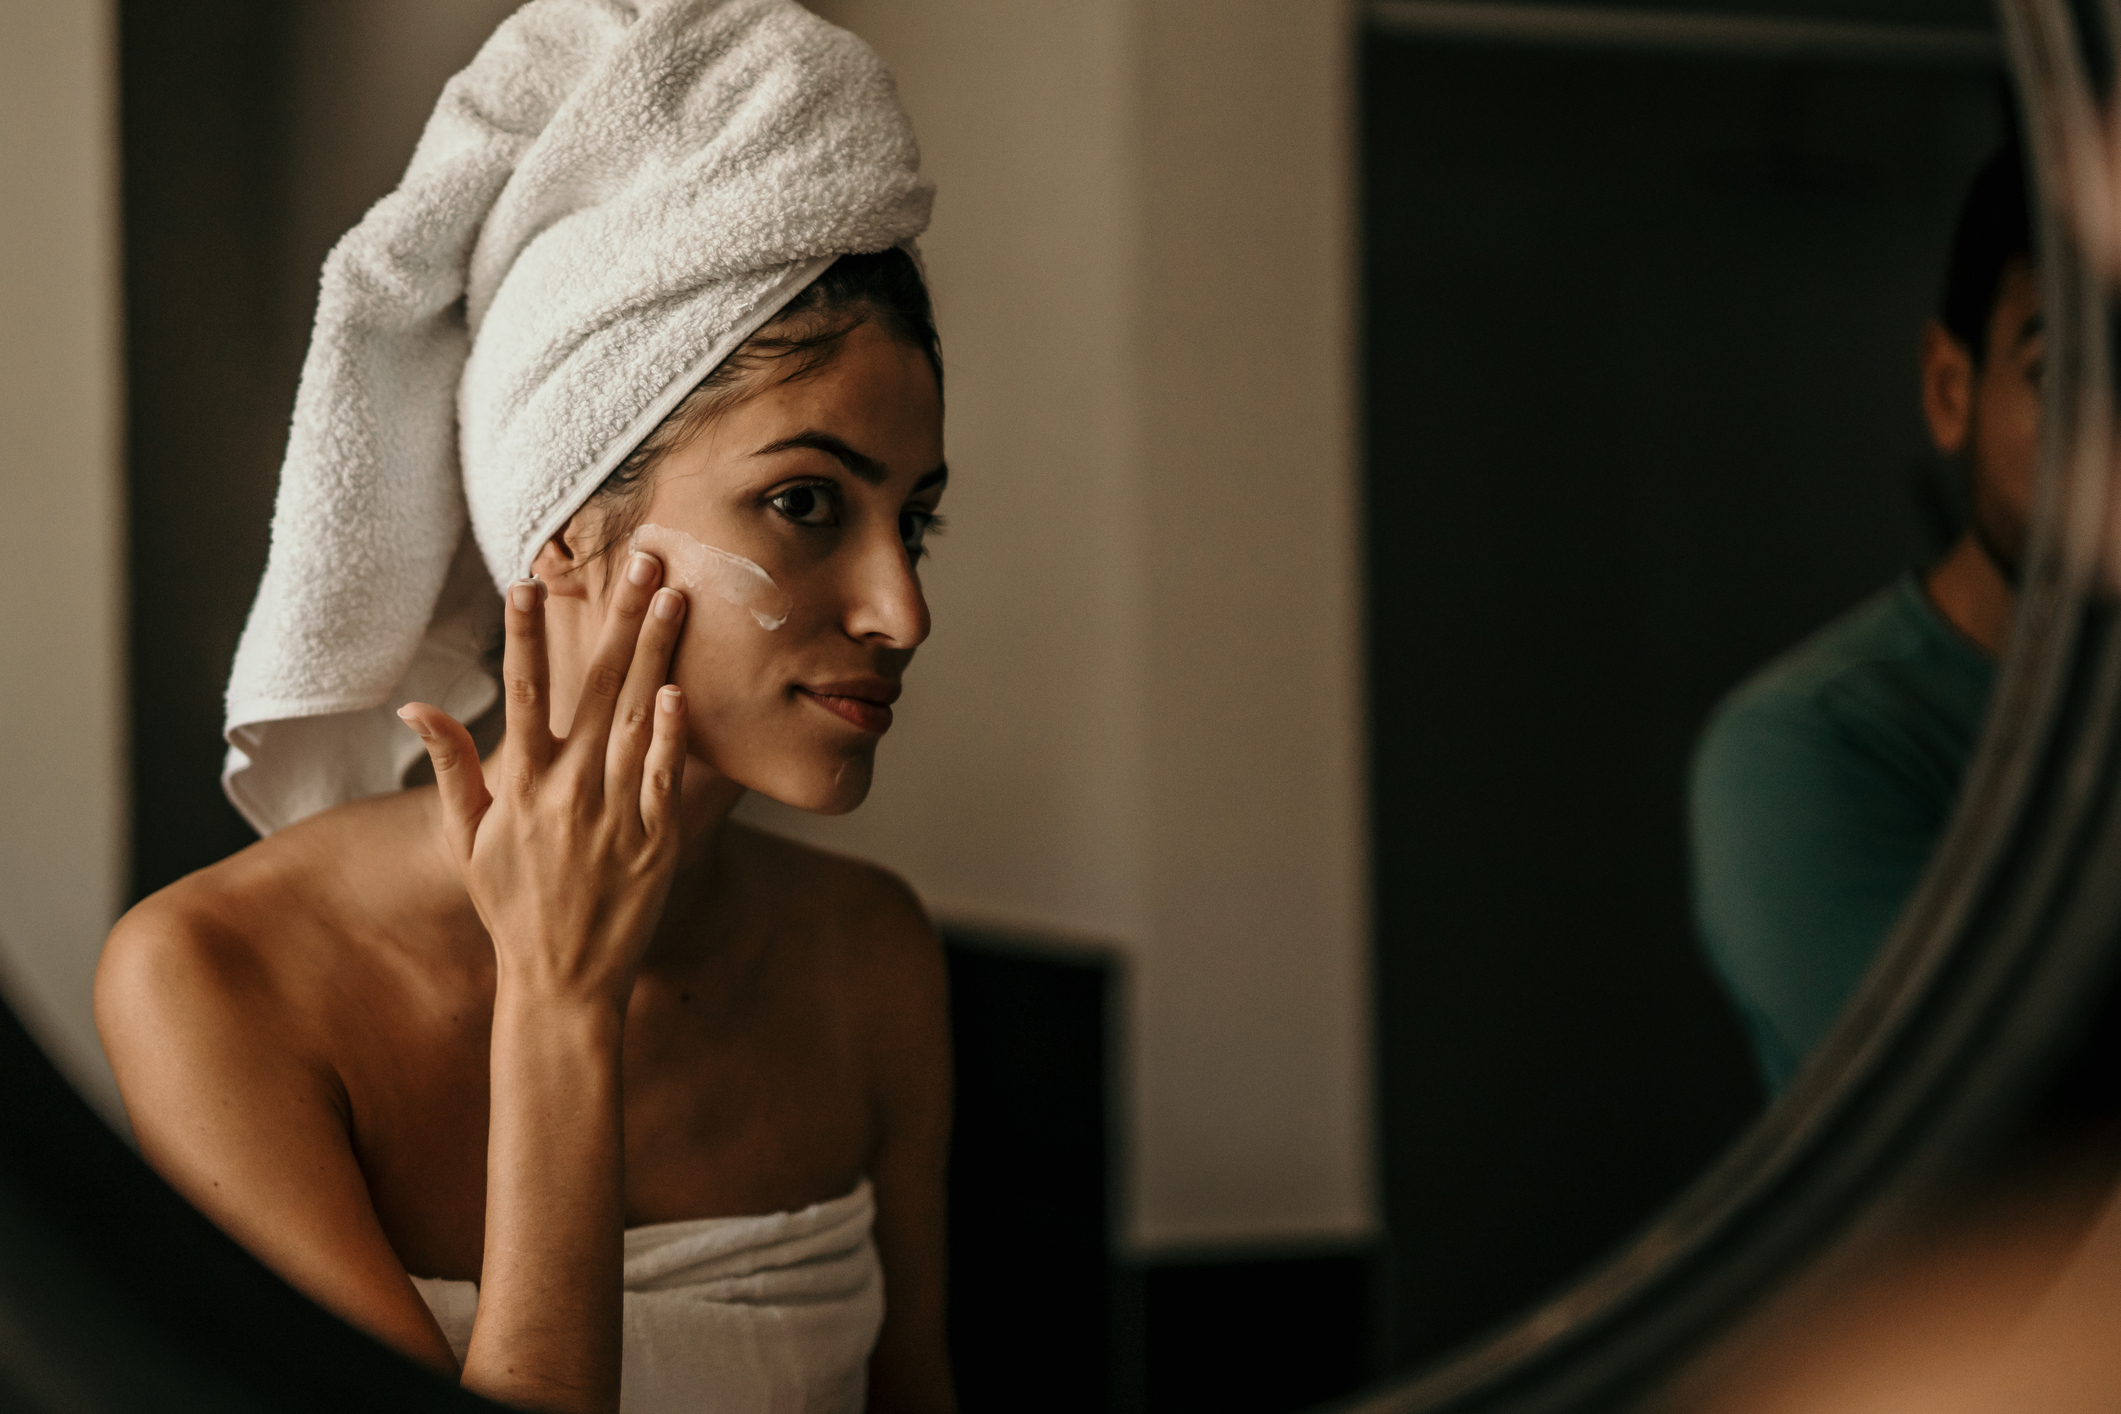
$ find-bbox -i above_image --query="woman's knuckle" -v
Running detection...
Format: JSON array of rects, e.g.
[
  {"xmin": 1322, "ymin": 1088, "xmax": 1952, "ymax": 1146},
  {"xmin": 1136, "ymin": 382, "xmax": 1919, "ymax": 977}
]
[
  {"xmin": 506, "ymin": 675, "xmax": 539, "ymax": 706},
  {"xmin": 588, "ymin": 663, "xmax": 625, "ymax": 698}
]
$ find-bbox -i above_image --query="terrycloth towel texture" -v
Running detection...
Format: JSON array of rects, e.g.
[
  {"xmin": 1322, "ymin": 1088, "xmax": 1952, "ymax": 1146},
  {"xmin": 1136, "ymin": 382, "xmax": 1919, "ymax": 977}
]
[
  {"xmin": 412, "ymin": 1181, "xmax": 884, "ymax": 1413},
  {"xmin": 223, "ymin": 0, "xmax": 933, "ymax": 835}
]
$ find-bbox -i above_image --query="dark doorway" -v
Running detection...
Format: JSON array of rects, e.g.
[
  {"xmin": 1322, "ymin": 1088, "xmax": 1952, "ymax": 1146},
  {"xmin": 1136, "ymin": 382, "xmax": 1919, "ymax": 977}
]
[{"xmin": 1363, "ymin": 34, "xmax": 2005, "ymax": 1365}]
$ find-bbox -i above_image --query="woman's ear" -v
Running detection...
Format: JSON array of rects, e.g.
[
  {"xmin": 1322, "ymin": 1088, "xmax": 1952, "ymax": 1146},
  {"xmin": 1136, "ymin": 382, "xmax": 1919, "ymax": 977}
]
[
  {"xmin": 528, "ymin": 515, "xmax": 595, "ymax": 598},
  {"xmin": 1922, "ymin": 319, "xmax": 1975, "ymax": 456}
]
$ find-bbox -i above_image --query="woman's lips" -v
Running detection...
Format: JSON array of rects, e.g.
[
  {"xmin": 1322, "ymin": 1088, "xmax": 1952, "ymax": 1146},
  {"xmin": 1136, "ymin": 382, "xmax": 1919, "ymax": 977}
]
[{"xmin": 797, "ymin": 683, "xmax": 897, "ymax": 734}]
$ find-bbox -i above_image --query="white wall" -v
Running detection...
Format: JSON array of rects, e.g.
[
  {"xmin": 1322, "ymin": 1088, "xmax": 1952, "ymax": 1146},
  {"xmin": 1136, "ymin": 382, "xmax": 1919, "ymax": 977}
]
[
  {"xmin": 757, "ymin": 0, "xmax": 1374, "ymax": 1255},
  {"xmin": 0, "ymin": 0, "xmax": 127, "ymax": 1123}
]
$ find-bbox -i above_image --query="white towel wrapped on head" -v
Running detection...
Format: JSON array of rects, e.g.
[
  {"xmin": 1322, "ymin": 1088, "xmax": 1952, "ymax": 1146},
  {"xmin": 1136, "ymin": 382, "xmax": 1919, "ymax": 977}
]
[{"xmin": 223, "ymin": 0, "xmax": 934, "ymax": 835}]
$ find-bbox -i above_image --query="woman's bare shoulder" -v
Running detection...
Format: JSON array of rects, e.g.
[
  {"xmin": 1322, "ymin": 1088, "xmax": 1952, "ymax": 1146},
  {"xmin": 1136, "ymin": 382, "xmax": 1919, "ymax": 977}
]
[
  {"xmin": 103, "ymin": 838, "xmax": 303, "ymax": 997},
  {"xmin": 97, "ymin": 794, "xmax": 427, "ymax": 1044},
  {"xmin": 93, "ymin": 857, "xmax": 335, "ymax": 1152},
  {"xmin": 724, "ymin": 823, "xmax": 945, "ymax": 1022},
  {"xmin": 723, "ymin": 824, "xmax": 949, "ymax": 1125},
  {"xmin": 726, "ymin": 822, "xmax": 936, "ymax": 947}
]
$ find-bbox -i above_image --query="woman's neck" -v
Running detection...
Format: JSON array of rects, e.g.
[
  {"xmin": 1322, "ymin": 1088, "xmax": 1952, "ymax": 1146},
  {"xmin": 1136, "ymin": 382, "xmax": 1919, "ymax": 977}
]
[{"xmin": 645, "ymin": 760, "xmax": 751, "ymax": 970}]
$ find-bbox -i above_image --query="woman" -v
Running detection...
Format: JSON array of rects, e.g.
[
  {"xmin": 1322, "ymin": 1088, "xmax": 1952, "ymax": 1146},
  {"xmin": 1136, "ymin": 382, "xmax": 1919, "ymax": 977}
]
[{"xmin": 94, "ymin": 4, "xmax": 953, "ymax": 1412}]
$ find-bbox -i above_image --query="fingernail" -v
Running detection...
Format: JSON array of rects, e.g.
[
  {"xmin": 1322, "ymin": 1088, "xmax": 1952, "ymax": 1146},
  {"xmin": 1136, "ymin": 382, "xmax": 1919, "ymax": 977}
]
[
  {"xmin": 652, "ymin": 587, "xmax": 683, "ymax": 620},
  {"xmin": 627, "ymin": 552, "xmax": 657, "ymax": 586},
  {"xmin": 659, "ymin": 685, "xmax": 682, "ymax": 713},
  {"xmin": 396, "ymin": 707, "xmax": 431, "ymax": 738},
  {"xmin": 510, "ymin": 580, "xmax": 537, "ymax": 612}
]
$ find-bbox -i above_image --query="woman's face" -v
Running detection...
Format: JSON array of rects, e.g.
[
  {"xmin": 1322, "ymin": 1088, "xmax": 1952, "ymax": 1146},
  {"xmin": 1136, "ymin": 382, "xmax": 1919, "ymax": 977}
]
[{"xmin": 557, "ymin": 321, "xmax": 946, "ymax": 814}]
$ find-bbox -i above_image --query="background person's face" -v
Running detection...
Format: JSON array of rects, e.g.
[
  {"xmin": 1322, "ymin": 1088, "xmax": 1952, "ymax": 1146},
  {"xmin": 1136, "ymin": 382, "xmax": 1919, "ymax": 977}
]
[
  {"xmin": 586, "ymin": 322, "xmax": 946, "ymax": 816},
  {"xmin": 1968, "ymin": 260, "xmax": 2045, "ymax": 565}
]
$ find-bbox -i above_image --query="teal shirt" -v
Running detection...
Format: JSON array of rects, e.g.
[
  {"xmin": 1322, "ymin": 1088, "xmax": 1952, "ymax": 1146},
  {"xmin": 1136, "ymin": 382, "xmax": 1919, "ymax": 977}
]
[{"xmin": 1689, "ymin": 575, "xmax": 1994, "ymax": 1091}]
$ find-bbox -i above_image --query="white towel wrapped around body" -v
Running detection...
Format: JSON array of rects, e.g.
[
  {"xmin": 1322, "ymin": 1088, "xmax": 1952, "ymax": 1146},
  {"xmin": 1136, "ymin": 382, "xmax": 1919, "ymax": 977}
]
[
  {"xmin": 223, "ymin": 0, "xmax": 934, "ymax": 835},
  {"xmin": 413, "ymin": 1181, "xmax": 885, "ymax": 1414}
]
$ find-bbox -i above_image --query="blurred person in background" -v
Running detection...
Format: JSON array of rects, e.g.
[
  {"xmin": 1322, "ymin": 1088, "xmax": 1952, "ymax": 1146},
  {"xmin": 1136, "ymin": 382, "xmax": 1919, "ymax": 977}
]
[{"xmin": 1689, "ymin": 143, "xmax": 2042, "ymax": 1091}]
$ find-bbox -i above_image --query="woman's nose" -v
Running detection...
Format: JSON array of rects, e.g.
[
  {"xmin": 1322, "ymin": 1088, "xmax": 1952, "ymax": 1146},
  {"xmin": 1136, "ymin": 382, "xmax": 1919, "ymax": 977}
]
[{"xmin": 840, "ymin": 527, "xmax": 931, "ymax": 649}]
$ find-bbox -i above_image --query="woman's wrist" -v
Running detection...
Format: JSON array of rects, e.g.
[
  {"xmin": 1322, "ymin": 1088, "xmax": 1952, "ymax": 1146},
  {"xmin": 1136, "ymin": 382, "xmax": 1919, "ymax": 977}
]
[
  {"xmin": 474, "ymin": 968, "xmax": 629, "ymax": 1414},
  {"xmin": 490, "ymin": 958, "xmax": 636, "ymax": 1021},
  {"xmin": 486, "ymin": 993, "xmax": 626, "ymax": 1121}
]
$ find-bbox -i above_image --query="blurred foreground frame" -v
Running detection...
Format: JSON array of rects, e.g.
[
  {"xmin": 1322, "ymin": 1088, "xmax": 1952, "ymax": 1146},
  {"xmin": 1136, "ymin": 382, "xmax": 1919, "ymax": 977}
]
[{"xmin": 11, "ymin": 0, "xmax": 2121, "ymax": 1411}]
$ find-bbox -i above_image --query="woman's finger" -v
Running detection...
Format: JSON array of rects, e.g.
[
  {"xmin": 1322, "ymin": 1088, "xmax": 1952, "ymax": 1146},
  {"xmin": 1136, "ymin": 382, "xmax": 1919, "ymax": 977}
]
[
  {"xmin": 398, "ymin": 704, "xmax": 492, "ymax": 864},
  {"xmin": 607, "ymin": 586, "xmax": 687, "ymax": 811},
  {"xmin": 500, "ymin": 577, "xmax": 553, "ymax": 782},
  {"xmin": 559, "ymin": 550, "xmax": 663, "ymax": 783},
  {"xmin": 639, "ymin": 685, "xmax": 688, "ymax": 840}
]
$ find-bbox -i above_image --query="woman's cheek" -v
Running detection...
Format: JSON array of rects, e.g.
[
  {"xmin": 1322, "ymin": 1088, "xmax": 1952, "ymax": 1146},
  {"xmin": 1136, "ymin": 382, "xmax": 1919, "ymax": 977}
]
[{"xmin": 669, "ymin": 598, "xmax": 782, "ymax": 744}]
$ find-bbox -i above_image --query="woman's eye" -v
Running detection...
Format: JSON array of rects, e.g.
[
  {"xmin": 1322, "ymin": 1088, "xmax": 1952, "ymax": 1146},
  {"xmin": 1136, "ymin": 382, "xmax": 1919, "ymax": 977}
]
[
  {"xmin": 899, "ymin": 509, "xmax": 942, "ymax": 561},
  {"xmin": 770, "ymin": 485, "xmax": 835, "ymax": 526}
]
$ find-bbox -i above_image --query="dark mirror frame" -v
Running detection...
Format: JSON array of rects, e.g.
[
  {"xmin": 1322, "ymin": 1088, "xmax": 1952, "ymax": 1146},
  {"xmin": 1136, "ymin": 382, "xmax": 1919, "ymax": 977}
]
[{"xmin": 2, "ymin": 0, "xmax": 2117, "ymax": 1409}]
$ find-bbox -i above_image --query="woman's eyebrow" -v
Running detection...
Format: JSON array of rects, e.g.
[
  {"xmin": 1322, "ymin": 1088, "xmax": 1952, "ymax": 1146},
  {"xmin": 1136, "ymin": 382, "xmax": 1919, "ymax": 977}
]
[
  {"xmin": 753, "ymin": 431, "xmax": 948, "ymax": 493},
  {"xmin": 753, "ymin": 430, "xmax": 887, "ymax": 483}
]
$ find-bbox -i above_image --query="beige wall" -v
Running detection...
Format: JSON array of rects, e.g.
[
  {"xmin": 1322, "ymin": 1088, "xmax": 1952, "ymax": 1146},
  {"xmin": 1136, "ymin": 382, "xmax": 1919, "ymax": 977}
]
[
  {"xmin": 0, "ymin": 0, "xmax": 127, "ymax": 1122},
  {"xmin": 765, "ymin": 0, "xmax": 1374, "ymax": 1254},
  {"xmin": 282, "ymin": 1, "xmax": 526, "ymax": 312}
]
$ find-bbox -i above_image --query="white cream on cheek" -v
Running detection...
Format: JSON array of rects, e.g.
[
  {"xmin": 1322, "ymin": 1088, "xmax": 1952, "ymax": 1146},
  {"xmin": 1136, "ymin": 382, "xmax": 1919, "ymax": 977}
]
[{"xmin": 630, "ymin": 522, "xmax": 793, "ymax": 631}]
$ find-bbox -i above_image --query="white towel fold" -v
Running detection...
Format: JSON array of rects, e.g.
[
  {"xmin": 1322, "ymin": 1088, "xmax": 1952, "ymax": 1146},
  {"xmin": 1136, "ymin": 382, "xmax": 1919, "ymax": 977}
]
[
  {"xmin": 223, "ymin": 0, "xmax": 933, "ymax": 835},
  {"xmin": 413, "ymin": 1180, "xmax": 884, "ymax": 1413}
]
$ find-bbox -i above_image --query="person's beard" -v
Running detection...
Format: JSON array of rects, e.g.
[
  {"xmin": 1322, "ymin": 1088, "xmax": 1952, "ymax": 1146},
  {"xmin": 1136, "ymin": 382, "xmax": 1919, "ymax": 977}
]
[{"xmin": 1967, "ymin": 470, "xmax": 2025, "ymax": 587}]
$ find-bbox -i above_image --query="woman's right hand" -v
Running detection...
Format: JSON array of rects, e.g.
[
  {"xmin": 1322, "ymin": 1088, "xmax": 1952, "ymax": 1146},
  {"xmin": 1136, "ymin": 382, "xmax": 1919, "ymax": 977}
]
[
  {"xmin": 396, "ymin": 550, "xmax": 691, "ymax": 1411},
  {"xmin": 400, "ymin": 550, "xmax": 691, "ymax": 1011}
]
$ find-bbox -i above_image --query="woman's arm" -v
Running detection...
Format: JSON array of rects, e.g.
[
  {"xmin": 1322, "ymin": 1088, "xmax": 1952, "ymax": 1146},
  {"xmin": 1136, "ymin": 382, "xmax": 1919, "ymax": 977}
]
[
  {"xmin": 401, "ymin": 559, "xmax": 690, "ymax": 1413},
  {"xmin": 97, "ymin": 918, "xmax": 463, "ymax": 1374},
  {"xmin": 101, "ymin": 559, "xmax": 687, "ymax": 1413},
  {"xmin": 859, "ymin": 883, "xmax": 957, "ymax": 1414},
  {"xmin": 469, "ymin": 988, "xmax": 627, "ymax": 1411}
]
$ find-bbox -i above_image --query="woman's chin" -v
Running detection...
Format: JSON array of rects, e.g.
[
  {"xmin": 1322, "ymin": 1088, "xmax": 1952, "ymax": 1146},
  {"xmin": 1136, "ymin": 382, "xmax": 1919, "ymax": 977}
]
[{"xmin": 740, "ymin": 753, "xmax": 876, "ymax": 816}]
